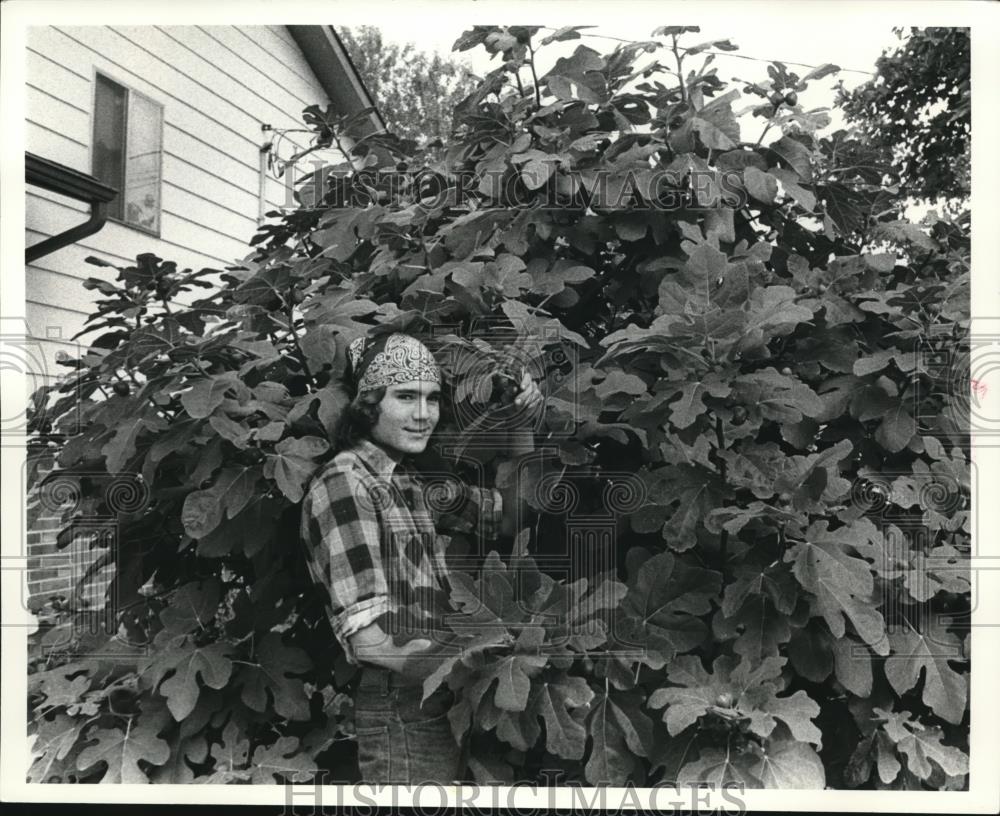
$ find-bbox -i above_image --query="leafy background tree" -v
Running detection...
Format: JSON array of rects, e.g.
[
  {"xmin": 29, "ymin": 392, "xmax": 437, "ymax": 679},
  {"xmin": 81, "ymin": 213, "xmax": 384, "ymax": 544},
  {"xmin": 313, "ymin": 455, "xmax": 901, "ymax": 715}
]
[
  {"xmin": 336, "ymin": 25, "xmax": 478, "ymax": 151},
  {"xmin": 836, "ymin": 27, "xmax": 970, "ymax": 207},
  {"xmin": 27, "ymin": 25, "xmax": 970, "ymax": 789}
]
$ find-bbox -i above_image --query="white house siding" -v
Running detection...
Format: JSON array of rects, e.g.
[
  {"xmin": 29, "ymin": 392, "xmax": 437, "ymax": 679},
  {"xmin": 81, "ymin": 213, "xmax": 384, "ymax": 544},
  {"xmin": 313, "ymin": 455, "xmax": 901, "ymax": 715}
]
[
  {"xmin": 24, "ymin": 24, "xmax": 350, "ymax": 608},
  {"xmin": 25, "ymin": 24, "xmax": 343, "ymax": 383}
]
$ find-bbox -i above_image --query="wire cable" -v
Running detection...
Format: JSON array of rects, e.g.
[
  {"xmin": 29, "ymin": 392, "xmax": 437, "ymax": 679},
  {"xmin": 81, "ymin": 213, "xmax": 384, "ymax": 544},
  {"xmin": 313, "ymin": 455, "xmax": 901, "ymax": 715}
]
[{"xmin": 537, "ymin": 27, "xmax": 877, "ymax": 76}]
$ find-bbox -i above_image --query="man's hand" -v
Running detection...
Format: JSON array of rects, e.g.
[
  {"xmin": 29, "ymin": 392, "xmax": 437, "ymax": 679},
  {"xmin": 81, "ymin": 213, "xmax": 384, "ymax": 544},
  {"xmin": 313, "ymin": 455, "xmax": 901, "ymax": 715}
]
[
  {"xmin": 512, "ymin": 368, "xmax": 544, "ymax": 418},
  {"xmin": 395, "ymin": 637, "xmax": 462, "ymax": 681},
  {"xmin": 400, "ymin": 635, "xmax": 517, "ymax": 680},
  {"xmin": 350, "ymin": 625, "xmax": 461, "ymax": 681},
  {"xmin": 491, "ymin": 367, "xmax": 544, "ymax": 532},
  {"xmin": 502, "ymin": 367, "xmax": 543, "ymax": 461}
]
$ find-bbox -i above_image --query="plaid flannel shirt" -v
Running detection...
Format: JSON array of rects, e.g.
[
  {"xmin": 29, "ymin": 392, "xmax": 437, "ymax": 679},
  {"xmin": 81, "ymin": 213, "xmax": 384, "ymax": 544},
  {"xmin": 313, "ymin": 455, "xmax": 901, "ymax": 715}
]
[{"xmin": 301, "ymin": 437, "xmax": 503, "ymax": 665}]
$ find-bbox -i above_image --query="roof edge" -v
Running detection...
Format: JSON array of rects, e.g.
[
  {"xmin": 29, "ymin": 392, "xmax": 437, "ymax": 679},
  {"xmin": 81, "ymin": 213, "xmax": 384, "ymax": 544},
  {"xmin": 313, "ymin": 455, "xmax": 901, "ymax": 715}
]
[{"xmin": 287, "ymin": 25, "xmax": 386, "ymax": 134}]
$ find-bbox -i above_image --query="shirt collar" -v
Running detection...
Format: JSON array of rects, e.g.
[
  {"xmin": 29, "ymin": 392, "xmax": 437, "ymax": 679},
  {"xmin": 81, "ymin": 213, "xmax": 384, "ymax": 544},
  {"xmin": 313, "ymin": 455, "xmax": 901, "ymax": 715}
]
[{"xmin": 352, "ymin": 437, "xmax": 406, "ymax": 481}]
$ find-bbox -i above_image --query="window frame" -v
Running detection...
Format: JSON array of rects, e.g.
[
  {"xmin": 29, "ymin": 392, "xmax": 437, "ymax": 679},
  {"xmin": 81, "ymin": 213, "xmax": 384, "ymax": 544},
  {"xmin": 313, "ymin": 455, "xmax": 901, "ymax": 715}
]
[{"xmin": 90, "ymin": 69, "xmax": 164, "ymax": 238}]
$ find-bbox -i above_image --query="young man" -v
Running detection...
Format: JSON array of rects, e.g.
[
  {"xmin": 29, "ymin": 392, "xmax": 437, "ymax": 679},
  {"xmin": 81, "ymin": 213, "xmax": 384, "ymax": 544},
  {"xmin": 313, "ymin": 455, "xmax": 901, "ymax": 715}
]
[{"xmin": 300, "ymin": 332, "xmax": 542, "ymax": 784}]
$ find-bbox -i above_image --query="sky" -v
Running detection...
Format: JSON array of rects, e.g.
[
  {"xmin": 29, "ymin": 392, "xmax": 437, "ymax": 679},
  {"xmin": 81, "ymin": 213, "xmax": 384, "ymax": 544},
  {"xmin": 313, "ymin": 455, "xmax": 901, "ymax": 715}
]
[
  {"xmin": 366, "ymin": 20, "xmax": 900, "ymax": 133},
  {"xmin": 373, "ymin": 20, "xmax": 894, "ymax": 81},
  {"xmin": 349, "ymin": 19, "xmax": 947, "ymax": 224}
]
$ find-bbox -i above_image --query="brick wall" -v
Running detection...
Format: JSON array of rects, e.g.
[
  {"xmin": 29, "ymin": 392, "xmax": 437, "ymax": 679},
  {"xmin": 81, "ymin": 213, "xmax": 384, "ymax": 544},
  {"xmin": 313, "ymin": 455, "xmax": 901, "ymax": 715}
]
[{"xmin": 26, "ymin": 467, "xmax": 111, "ymax": 617}]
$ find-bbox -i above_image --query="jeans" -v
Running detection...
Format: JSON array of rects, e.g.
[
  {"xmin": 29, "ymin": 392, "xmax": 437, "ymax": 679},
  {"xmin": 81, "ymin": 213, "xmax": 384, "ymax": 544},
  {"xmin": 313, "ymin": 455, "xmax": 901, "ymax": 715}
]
[{"xmin": 353, "ymin": 664, "xmax": 466, "ymax": 784}]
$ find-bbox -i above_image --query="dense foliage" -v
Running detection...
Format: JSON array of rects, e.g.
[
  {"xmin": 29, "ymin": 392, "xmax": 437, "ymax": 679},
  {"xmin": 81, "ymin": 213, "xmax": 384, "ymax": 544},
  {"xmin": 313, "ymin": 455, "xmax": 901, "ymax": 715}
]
[
  {"xmin": 27, "ymin": 25, "xmax": 971, "ymax": 789},
  {"xmin": 337, "ymin": 25, "xmax": 478, "ymax": 152},
  {"xmin": 837, "ymin": 27, "xmax": 970, "ymax": 205}
]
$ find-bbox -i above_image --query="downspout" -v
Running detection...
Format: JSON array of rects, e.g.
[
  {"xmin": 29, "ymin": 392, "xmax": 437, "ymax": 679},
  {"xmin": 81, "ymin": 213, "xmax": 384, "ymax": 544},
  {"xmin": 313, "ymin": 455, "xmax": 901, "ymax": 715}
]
[
  {"xmin": 25, "ymin": 152, "xmax": 118, "ymax": 264},
  {"xmin": 26, "ymin": 203, "xmax": 110, "ymax": 264}
]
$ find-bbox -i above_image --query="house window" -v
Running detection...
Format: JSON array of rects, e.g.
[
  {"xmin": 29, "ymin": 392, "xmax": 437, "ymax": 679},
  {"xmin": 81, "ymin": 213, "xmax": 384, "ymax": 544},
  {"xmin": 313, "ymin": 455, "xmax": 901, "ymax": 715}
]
[{"xmin": 92, "ymin": 73, "xmax": 163, "ymax": 235}]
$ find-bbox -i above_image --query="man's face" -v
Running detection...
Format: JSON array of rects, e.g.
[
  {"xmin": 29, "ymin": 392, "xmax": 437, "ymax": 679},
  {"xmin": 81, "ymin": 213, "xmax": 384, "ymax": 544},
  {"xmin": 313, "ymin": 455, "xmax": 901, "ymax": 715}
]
[{"xmin": 369, "ymin": 380, "xmax": 441, "ymax": 456}]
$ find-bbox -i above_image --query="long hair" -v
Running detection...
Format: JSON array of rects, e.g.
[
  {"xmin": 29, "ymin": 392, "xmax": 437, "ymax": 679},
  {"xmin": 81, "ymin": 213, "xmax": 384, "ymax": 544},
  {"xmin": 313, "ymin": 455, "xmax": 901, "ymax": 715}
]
[
  {"xmin": 331, "ymin": 382, "xmax": 456, "ymax": 477},
  {"xmin": 332, "ymin": 385, "xmax": 386, "ymax": 453},
  {"xmin": 333, "ymin": 332, "xmax": 444, "ymax": 462}
]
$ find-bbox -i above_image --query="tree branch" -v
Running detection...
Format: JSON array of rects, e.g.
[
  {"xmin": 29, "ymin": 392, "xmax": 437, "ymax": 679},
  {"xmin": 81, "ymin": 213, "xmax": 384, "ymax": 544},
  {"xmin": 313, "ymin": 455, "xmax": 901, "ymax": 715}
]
[
  {"xmin": 671, "ymin": 35, "xmax": 687, "ymax": 105},
  {"xmin": 715, "ymin": 416, "xmax": 729, "ymax": 574},
  {"xmin": 284, "ymin": 289, "xmax": 314, "ymax": 384},
  {"xmin": 526, "ymin": 40, "xmax": 542, "ymax": 107}
]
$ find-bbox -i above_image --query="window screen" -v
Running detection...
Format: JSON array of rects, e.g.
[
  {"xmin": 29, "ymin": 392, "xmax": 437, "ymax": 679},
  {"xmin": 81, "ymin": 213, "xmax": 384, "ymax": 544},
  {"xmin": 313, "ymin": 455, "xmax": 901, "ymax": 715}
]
[
  {"xmin": 123, "ymin": 93, "xmax": 162, "ymax": 233},
  {"xmin": 93, "ymin": 73, "xmax": 163, "ymax": 234}
]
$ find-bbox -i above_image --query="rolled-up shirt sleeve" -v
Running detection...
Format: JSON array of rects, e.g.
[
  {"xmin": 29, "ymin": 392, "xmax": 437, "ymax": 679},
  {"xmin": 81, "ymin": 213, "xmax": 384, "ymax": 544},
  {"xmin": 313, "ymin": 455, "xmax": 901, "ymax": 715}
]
[
  {"xmin": 433, "ymin": 479, "xmax": 504, "ymax": 542},
  {"xmin": 302, "ymin": 465, "xmax": 391, "ymax": 665}
]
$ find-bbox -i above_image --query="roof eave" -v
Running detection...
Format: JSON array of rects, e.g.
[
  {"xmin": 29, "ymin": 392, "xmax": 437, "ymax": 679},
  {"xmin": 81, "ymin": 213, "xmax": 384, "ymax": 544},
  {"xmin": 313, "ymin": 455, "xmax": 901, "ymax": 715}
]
[{"xmin": 286, "ymin": 25, "xmax": 386, "ymax": 135}]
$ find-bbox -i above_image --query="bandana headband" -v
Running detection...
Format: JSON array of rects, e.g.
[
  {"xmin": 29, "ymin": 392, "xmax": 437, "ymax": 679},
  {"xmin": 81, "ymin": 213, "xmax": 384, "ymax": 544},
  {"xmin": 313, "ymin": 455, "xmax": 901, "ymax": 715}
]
[{"xmin": 347, "ymin": 333, "xmax": 441, "ymax": 393}]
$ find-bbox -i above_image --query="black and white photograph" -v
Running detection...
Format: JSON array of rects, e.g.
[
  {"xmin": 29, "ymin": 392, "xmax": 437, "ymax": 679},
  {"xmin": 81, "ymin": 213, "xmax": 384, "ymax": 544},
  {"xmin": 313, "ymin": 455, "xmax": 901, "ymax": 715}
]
[{"xmin": 2, "ymin": 0, "xmax": 998, "ymax": 812}]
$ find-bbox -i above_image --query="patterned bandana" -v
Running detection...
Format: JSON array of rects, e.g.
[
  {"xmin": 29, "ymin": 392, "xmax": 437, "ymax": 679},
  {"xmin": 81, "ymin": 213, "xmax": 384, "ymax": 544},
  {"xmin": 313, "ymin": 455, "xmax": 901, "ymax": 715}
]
[{"xmin": 346, "ymin": 333, "xmax": 441, "ymax": 393}]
